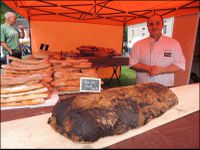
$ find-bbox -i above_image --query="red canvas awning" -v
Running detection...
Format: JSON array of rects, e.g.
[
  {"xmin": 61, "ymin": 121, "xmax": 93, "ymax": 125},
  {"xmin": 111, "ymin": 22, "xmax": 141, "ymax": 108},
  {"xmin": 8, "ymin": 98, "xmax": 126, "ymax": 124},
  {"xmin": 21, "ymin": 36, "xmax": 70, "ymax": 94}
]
[{"xmin": 3, "ymin": 0, "xmax": 199, "ymax": 26}]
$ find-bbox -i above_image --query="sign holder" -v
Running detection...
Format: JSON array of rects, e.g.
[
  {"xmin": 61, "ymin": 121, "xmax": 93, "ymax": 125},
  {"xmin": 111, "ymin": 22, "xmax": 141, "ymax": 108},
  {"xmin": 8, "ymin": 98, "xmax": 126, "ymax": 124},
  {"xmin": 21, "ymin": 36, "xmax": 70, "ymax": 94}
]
[{"xmin": 80, "ymin": 77, "xmax": 101, "ymax": 93}]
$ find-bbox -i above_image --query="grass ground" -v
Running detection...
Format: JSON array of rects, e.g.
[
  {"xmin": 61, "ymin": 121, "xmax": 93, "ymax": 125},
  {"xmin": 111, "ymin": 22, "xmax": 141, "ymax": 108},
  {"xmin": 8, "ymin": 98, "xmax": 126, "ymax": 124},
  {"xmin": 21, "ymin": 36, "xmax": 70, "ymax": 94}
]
[{"xmin": 102, "ymin": 66, "xmax": 136, "ymax": 87}]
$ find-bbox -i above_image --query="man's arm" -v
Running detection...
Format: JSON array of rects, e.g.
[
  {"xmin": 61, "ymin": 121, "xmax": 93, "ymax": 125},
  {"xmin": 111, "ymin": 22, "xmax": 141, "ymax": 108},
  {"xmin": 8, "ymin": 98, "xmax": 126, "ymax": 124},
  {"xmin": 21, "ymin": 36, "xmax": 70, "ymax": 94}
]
[
  {"xmin": 0, "ymin": 26, "xmax": 12, "ymax": 54},
  {"xmin": 163, "ymin": 64, "xmax": 182, "ymax": 73},
  {"xmin": 130, "ymin": 63, "xmax": 151, "ymax": 72},
  {"xmin": 130, "ymin": 63, "xmax": 182, "ymax": 76},
  {"xmin": 149, "ymin": 64, "xmax": 182, "ymax": 76},
  {"xmin": 1, "ymin": 42, "xmax": 12, "ymax": 54}
]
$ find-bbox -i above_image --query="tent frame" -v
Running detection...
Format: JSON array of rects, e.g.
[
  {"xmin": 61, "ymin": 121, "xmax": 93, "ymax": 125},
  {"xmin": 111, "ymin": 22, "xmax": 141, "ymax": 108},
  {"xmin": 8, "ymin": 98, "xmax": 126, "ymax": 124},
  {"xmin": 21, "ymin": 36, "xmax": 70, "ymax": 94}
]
[{"xmin": 10, "ymin": 0, "xmax": 199, "ymax": 24}]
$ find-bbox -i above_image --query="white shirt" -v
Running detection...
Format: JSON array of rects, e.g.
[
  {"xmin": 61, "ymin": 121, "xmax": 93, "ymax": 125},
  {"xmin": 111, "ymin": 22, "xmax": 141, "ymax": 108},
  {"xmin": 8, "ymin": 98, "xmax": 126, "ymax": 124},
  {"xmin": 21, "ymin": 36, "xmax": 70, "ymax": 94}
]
[{"xmin": 129, "ymin": 35, "xmax": 185, "ymax": 87}]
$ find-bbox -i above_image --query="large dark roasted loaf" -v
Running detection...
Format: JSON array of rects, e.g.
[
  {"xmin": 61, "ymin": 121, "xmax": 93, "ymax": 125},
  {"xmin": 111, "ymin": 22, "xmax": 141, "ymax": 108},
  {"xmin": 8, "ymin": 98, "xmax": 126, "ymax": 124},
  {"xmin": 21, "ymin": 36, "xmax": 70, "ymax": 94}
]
[{"xmin": 48, "ymin": 82, "xmax": 178, "ymax": 143}]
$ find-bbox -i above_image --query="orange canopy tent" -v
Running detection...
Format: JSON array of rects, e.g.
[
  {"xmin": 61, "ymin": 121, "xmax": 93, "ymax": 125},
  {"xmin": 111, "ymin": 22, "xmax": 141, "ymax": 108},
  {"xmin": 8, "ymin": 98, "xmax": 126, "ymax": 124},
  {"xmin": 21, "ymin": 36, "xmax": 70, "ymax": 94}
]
[
  {"xmin": 2, "ymin": 0, "xmax": 199, "ymax": 81},
  {"xmin": 3, "ymin": 0, "xmax": 199, "ymax": 52},
  {"xmin": 2, "ymin": 0, "xmax": 199, "ymax": 26}
]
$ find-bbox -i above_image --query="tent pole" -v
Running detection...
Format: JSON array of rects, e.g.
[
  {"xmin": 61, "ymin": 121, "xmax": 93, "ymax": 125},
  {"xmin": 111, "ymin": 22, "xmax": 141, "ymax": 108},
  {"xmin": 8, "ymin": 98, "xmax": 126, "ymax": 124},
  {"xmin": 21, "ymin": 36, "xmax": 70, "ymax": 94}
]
[
  {"xmin": 121, "ymin": 23, "xmax": 125, "ymax": 55},
  {"xmin": 28, "ymin": 16, "xmax": 32, "ymax": 55},
  {"xmin": 119, "ymin": 23, "xmax": 126, "ymax": 80}
]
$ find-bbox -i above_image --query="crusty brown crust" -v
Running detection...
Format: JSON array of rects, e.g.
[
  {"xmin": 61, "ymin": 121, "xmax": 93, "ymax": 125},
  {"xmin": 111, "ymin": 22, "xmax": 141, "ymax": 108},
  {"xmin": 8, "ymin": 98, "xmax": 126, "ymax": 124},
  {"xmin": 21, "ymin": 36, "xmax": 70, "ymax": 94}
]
[
  {"xmin": 1, "ymin": 98, "xmax": 45, "ymax": 107},
  {"xmin": 48, "ymin": 82, "xmax": 178, "ymax": 143}
]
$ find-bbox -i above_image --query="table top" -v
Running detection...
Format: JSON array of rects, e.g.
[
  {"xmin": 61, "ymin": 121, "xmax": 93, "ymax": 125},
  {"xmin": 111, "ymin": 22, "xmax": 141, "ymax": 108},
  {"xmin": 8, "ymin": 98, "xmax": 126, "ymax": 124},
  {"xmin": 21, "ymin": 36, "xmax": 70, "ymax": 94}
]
[
  {"xmin": 108, "ymin": 111, "xmax": 199, "ymax": 149},
  {"xmin": 85, "ymin": 56, "xmax": 129, "ymax": 67},
  {"xmin": 1, "ymin": 83, "xmax": 199, "ymax": 149},
  {"xmin": 1, "ymin": 108, "xmax": 199, "ymax": 149}
]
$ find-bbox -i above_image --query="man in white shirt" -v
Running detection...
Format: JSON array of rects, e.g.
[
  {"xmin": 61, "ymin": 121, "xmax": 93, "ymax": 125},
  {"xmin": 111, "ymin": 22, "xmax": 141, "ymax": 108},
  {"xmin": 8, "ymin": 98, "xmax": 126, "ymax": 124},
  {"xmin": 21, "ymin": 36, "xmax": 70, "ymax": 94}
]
[{"xmin": 129, "ymin": 14, "xmax": 185, "ymax": 87}]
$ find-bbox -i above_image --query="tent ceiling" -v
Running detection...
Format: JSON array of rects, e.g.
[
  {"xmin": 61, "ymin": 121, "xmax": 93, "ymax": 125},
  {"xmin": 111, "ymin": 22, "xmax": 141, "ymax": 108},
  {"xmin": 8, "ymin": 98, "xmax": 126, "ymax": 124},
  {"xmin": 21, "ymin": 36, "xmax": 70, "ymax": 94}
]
[{"xmin": 3, "ymin": 0, "xmax": 199, "ymax": 25}]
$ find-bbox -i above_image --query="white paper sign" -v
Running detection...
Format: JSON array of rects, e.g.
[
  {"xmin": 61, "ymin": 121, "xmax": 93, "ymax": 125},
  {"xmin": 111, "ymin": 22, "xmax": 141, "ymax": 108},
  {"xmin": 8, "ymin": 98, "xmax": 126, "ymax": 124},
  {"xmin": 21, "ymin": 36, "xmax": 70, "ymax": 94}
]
[{"xmin": 80, "ymin": 77, "xmax": 101, "ymax": 92}]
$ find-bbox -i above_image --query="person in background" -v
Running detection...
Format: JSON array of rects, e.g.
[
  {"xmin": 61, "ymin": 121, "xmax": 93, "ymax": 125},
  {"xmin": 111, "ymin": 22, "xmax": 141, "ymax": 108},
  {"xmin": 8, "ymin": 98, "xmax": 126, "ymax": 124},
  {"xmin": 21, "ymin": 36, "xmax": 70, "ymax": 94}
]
[
  {"xmin": 1, "ymin": 11, "xmax": 25, "ymax": 63},
  {"xmin": 129, "ymin": 14, "xmax": 185, "ymax": 87}
]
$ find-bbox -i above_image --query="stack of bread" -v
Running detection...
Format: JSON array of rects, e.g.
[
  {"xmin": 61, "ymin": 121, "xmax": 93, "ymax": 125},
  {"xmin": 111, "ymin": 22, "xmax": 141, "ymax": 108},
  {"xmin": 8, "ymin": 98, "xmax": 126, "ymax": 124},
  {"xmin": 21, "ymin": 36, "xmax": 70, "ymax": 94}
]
[
  {"xmin": 32, "ymin": 51, "xmax": 99, "ymax": 94},
  {"xmin": 1, "ymin": 56, "xmax": 53, "ymax": 107},
  {"xmin": 51, "ymin": 58, "xmax": 99, "ymax": 94},
  {"xmin": 1, "ymin": 51, "xmax": 100, "ymax": 107},
  {"xmin": 76, "ymin": 45, "xmax": 118, "ymax": 57},
  {"xmin": 32, "ymin": 51, "xmax": 65, "ymax": 60}
]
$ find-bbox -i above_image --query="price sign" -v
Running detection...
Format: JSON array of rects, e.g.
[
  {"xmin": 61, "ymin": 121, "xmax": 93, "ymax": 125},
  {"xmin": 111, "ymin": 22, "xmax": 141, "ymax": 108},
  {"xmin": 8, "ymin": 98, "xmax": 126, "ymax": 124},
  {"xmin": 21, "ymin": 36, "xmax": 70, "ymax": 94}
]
[{"xmin": 80, "ymin": 77, "xmax": 101, "ymax": 92}]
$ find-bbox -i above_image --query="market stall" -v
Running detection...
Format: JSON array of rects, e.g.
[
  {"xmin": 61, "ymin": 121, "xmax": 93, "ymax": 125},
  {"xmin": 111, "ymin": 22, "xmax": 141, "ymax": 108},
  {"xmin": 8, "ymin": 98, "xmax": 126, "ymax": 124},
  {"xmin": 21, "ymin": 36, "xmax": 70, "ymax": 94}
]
[
  {"xmin": 2, "ymin": 0, "xmax": 199, "ymax": 82},
  {"xmin": 1, "ymin": 0, "xmax": 199, "ymax": 149}
]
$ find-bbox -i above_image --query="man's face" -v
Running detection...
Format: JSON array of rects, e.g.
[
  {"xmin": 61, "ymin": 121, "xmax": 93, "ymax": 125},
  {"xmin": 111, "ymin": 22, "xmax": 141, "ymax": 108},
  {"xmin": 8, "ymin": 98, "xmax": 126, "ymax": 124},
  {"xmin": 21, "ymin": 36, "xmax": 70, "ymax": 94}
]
[
  {"xmin": 147, "ymin": 15, "xmax": 163, "ymax": 37},
  {"xmin": 8, "ymin": 15, "xmax": 17, "ymax": 25}
]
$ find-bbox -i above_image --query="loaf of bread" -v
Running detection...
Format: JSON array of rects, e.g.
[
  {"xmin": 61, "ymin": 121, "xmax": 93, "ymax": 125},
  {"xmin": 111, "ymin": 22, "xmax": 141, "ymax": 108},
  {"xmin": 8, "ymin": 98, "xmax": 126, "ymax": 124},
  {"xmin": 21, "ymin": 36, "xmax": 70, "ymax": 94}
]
[
  {"xmin": 1, "ymin": 83, "xmax": 44, "ymax": 94},
  {"xmin": 1, "ymin": 98, "xmax": 45, "ymax": 107},
  {"xmin": 1, "ymin": 92, "xmax": 49, "ymax": 103},
  {"xmin": 48, "ymin": 82, "xmax": 178, "ymax": 143}
]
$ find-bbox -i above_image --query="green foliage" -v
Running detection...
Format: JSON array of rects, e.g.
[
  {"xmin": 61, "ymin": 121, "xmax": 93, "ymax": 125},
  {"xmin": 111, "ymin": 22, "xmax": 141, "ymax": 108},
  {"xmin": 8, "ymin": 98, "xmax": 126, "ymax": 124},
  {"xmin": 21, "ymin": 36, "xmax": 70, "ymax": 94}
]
[{"xmin": 0, "ymin": 1, "xmax": 22, "ymax": 24}]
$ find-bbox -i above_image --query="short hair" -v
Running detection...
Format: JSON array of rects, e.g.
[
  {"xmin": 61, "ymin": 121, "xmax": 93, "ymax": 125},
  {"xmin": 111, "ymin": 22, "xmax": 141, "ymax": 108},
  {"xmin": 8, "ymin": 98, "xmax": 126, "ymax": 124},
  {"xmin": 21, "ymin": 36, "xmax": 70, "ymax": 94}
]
[
  {"xmin": 4, "ymin": 12, "xmax": 16, "ymax": 19},
  {"xmin": 147, "ymin": 14, "xmax": 164, "ymax": 24}
]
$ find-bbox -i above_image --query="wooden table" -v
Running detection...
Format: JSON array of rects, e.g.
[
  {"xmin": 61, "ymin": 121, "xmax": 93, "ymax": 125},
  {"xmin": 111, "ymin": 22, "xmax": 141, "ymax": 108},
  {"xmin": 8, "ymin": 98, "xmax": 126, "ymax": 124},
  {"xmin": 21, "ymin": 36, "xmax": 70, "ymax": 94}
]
[
  {"xmin": 1, "ymin": 107, "xmax": 199, "ymax": 149},
  {"xmin": 87, "ymin": 56, "xmax": 129, "ymax": 86},
  {"xmin": 1, "ymin": 84, "xmax": 199, "ymax": 148},
  {"xmin": 108, "ymin": 111, "xmax": 199, "ymax": 149},
  {"xmin": 86, "ymin": 56, "xmax": 129, "ymax": 68}
]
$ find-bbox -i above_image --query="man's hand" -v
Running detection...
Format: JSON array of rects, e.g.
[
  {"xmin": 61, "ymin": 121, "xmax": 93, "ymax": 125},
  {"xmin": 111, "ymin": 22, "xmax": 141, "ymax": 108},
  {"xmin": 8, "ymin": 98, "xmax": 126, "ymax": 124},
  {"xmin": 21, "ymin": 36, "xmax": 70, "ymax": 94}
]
[
  {"xmin": 8, "ymin": 49, "xmax": 12, "ymax": 55},
  {"xmin": 148, "ymin": 66, "xmax": 165, "ymax": 76}
]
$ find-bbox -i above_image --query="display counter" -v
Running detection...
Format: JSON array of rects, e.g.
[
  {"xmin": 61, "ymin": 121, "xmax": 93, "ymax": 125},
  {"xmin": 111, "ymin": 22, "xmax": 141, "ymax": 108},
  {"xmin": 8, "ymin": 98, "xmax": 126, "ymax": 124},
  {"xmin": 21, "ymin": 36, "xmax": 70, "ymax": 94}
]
[{"xmin": 1, "ymin": 83, "xmax": 199, "ymax": 148}]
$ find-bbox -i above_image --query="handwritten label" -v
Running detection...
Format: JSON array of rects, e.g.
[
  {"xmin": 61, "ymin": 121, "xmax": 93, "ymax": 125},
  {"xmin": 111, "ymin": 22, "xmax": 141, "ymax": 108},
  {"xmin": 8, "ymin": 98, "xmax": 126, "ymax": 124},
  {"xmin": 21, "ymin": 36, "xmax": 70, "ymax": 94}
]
[{"xmin": 80, "ymin": 77, "xmax": 101, "ymax": 92}]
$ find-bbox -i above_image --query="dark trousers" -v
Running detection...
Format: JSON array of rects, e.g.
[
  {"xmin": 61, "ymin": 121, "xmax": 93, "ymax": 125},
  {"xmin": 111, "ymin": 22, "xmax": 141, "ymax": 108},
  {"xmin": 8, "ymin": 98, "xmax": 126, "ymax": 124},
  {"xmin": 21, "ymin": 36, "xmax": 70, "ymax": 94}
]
[
  {"xmin": 1, "ymin": 55, "xmax": 8, "ymax": 65},
  {"xmin": 11, "ymin": 50, "xmax": 22, "ymax": 59},
  {"xmin": 0, "ymin": 50, "xmax": 22, "ymax": 66}
]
